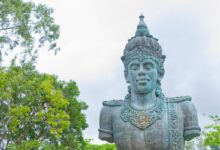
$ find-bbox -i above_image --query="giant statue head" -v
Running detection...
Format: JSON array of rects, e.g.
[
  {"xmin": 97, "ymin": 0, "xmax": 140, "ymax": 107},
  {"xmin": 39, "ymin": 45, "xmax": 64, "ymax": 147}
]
[{"xmin": 121, "ymin": 14, "xmax": 166, "ymax": 98}]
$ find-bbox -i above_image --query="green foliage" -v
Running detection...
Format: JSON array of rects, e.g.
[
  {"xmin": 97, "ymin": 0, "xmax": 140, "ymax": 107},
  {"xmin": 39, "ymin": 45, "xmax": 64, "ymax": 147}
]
[
  {"xmin": 6, "ymin": 140, "xmax": 40, "ymax": 150},
  {"xmin": 204, "ymin": 115, "xmax": 220, "ymax": 146},
  {"xmin": 0, "ymin": 0, "xmax": 60, "ymax": 63},
  {"xmin": 0, "ymin": 63, "xmax": 88, "ymax": 149},
  {"xmin": 85, "ymin": 140, "xmax": 116, "ymax": 150},
  {"xmin": 0, "ymin": 1, "xmax": 90, "ymax": 149}
]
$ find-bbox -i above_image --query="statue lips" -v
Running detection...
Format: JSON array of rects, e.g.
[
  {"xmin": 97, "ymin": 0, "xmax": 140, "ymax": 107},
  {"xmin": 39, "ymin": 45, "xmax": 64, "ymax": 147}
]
[{"xmin": 136, "ymin": 77, "xmax": 150, "ymax": 86}]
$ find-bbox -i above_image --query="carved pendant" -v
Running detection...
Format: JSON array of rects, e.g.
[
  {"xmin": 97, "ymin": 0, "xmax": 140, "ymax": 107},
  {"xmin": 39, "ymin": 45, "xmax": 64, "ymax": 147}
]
[
  {"xmin": 120, "ymin": 98, "xmax": 166, "ymax": 129},
  {"xmin": 138, "ymin": 112, "xmax": 150, "ymax": 129}
]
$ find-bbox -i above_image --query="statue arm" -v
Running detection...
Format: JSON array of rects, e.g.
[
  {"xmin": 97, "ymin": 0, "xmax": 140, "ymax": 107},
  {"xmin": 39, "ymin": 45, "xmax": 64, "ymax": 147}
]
[
  {"xmin": 181, "ymin": 100, "xmax": 201, "ymax": 141},
  {"xmin": 98, "ymin": 106, "xmax": 114, "ymax": 143}
]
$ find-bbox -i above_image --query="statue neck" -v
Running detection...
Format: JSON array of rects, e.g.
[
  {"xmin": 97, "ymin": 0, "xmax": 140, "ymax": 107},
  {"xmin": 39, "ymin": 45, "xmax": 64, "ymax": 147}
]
[{"xmin": 130, "ymin": 90, "xmax": 156, "ymax": 110}]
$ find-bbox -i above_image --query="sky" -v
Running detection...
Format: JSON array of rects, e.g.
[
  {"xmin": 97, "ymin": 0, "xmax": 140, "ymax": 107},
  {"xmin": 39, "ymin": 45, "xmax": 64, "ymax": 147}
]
[{"xmin": 35, "ymin": 0, "xmax": 220, "ymax": 143}]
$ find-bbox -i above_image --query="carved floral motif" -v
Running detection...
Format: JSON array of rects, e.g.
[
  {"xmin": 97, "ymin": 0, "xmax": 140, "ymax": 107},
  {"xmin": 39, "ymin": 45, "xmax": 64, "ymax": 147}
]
[{"xmin": 120, "ymin": 97, "xmax": 166, "ymax": 129}]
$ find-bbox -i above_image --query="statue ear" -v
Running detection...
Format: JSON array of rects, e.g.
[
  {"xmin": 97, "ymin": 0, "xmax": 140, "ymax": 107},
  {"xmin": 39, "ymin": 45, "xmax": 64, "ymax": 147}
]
[
  {"xmin": 158, "ymin": 67, "xmax": 165, "ymax": 82},
  {"xmin": 124, "ymin": 70, "xmax": 130, "ymax": 83},
  {"xmin": 158, "ymin": 57, "xmax": 166, "ymax": 81}
]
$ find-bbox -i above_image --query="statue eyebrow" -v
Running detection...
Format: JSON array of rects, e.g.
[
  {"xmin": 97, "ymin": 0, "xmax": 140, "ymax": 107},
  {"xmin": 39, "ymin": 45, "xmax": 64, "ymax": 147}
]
[
  {"xmin": 144, "ymin": 61, "xmax": 153, "ymax": 64},
  {"xmin": 128, "ymin": 59, "xmax": 139, "ymax": 65},
  {"xmin": 143, "ymin": 61, "xmax": 154, "ymax": 65},
  {"xmin": 129, "ymin": 62, "xmax": 139, "ymax": 67}
]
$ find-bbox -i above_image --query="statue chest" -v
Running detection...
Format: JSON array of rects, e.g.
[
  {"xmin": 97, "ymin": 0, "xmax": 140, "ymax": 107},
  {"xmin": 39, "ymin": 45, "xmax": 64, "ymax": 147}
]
[
  {"xmin": 112, "ymin": 109, "xmax": 169, "ymax": 150},
  {"xmin": 111, "ymin": 102, "xmax": 184, "ymax": 150}
]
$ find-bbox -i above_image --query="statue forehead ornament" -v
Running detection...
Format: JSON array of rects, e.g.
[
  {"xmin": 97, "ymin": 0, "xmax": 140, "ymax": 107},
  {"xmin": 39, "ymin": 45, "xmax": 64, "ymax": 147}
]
[{"xmin": 121, "ymin": 14, "xmax": 166, "ymax": 67}]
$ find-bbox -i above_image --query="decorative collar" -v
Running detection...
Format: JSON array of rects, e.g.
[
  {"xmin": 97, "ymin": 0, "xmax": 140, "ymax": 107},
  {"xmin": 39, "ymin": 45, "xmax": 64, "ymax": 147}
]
[{"xmin": 120, "ymin": 96, "xmax": 166, "ymax": 129}]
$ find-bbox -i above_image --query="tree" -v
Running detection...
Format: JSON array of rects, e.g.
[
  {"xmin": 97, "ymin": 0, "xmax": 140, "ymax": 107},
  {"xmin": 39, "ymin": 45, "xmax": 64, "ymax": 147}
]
[
  {"xmin": 0, "ymin": 63, "xmax": 88, "ymax": 149},
  {"xmin": 85, "ymin": 140, "xmax": 116, "ymax": 150},
  {"xmin": 0, "ymin": 0, "xmax": 60, "ymax": 63},
  {"xmin": 204, "ymin": 115, "xmax": 220, "ymax": 147},
  {"xmin": 0, "ymin": 1, "xmax": 90, "ymax": 149}
]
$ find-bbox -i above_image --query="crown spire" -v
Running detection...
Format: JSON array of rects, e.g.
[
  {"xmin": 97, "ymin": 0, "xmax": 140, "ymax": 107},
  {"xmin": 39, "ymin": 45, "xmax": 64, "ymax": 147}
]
[{"xmin": 135, "ymin": 14, "xmax": 151, "ymax": 37}]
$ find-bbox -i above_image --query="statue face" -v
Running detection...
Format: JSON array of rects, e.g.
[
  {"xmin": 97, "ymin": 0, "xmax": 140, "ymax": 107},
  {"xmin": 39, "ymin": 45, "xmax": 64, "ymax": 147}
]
[{"xmin": 126, "ymin": 58, "xmax": 158, "ymax": 94}]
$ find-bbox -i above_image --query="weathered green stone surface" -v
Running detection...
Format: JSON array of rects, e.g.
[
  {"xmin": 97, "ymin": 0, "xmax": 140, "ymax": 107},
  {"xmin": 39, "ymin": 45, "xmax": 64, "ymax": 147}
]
[{"xmin": 99, "ymin": 15, "xmax": 200, "ymax": 150}]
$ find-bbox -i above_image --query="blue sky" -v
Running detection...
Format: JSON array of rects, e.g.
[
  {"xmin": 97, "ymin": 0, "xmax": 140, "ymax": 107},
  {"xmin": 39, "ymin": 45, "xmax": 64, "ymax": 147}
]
[{"xmin": 36, "ymin": 0, "xmax": 220, "ymax": 143}]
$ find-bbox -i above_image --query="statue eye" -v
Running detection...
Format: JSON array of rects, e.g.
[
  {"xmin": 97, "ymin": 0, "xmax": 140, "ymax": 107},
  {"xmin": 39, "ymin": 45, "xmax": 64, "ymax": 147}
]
[
  {"xmin": 130, "ymin": 64, "xmax": 139, "ymax": 70},
  {"xmin": 144, "ymin": 63, "xmax": 153, "ymax": 70}
]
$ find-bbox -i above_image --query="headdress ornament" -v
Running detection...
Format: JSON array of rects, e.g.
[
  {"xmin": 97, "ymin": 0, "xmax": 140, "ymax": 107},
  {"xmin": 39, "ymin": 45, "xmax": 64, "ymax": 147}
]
[{"xmin": 121, "ymin": 14, "xmax": 166, "ymax": 66}]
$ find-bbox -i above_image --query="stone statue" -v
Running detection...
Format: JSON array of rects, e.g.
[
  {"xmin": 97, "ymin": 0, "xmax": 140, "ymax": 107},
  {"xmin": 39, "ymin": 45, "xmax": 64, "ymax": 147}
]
[{"xmin": 98, "ymin": 14, "xmax": 201, "ymax": 150}]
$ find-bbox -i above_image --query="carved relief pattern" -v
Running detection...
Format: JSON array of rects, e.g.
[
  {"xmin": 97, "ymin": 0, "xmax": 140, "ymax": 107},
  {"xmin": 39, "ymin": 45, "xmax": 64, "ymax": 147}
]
[
  {"xmin": 168, "ymin": 102, "xmax": 182, "ymax": 150},
  {"xmin": 120, "ymin": 98, "xmax": 166, "ymax": 129}
]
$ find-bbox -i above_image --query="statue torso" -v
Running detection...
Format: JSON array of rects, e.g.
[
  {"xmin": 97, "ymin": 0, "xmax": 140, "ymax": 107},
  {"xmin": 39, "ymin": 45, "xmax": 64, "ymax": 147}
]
[
  {"xmin": 112, "ymin": 105, "xmax": 170, "ymax": 150},
  {"xmin": 99, "ymin": 96, "xmax": 200, "ymax": 150}
]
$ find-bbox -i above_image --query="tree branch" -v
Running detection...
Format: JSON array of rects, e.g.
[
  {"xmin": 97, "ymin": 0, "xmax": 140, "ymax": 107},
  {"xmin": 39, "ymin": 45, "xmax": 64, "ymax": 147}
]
[
  {"xmin": 0, "ymin": 26, "xmax": 18, "ymax": 31},
  {"xmin": 0, "ymin": 21, "xmax": 37, "ymax": 31}
]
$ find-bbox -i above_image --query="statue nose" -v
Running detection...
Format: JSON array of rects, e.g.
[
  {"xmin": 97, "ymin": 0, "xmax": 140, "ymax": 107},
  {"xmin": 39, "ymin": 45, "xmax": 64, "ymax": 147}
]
[
  {"xmin": 138, "ymin": 66, "xmax": 145, "ymax": 76},
  {"xmin": 138, "ymin": 71, "xmax": 145, "ymax": 76}
]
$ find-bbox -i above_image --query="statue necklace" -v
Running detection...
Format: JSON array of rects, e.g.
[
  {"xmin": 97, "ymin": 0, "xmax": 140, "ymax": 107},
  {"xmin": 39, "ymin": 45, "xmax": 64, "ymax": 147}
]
[{"xmin": 120, "ymin": 95, "xmax": 166, "ymax": 129}]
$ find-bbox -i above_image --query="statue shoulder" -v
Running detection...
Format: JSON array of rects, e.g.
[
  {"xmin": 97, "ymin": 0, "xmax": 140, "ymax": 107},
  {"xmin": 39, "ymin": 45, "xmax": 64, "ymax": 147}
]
[
  {"xmin": 102, "ymin": 99, "xmax": 124, "ymax": 107},
  {"xmin": 166, "ymin": 96, "xmax": 196, "ymax": 113},
  {"xmin": 166, "ymin": 96, "xmax": 191, "ymax": 103},
  {"xmin": 99, "ymin": 100, "xmax": 123, "ymax": 118}
]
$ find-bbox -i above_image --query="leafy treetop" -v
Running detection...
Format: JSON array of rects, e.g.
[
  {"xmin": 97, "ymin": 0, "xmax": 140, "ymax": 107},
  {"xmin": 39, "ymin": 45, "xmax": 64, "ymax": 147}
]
[
  {"xmin": 0, "ymin": 63, "xmax": 88, "ymax": 149},
  {"xmin": 0, "ymin": 0, "xmax": 60, "ymax": 63}
]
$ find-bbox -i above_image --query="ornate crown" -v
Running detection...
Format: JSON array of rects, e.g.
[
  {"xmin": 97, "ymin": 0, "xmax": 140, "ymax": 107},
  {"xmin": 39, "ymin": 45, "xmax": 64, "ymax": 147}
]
[{"xmin": 121, "ymin": 14, "xmax": 166, "ymax": 66}]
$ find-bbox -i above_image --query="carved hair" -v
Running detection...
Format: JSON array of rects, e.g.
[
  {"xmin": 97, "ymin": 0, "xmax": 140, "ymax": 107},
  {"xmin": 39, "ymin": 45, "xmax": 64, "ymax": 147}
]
[{"xmin": 156, "ymin": 80, "xmax": 165, "ymax": 98}]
